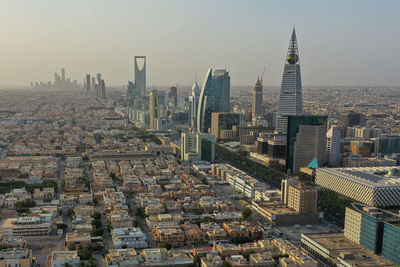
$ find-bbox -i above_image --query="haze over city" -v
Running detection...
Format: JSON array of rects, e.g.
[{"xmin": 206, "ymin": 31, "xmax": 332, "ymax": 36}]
[{"xmin": 1, "ymin": 0, "xmax": 399, "ymax": 87}]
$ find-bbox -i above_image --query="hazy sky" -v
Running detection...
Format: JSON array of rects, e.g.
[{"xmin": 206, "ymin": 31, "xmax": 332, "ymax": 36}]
[{"xmin": 0, "ymin": 0, "xmax": 399, "ymax": 87}]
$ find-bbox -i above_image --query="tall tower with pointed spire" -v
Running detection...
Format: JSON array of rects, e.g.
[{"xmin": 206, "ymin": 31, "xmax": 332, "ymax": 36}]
[
  {"xmin": 276, "ymin": 28, "xmax": 303, "ymax": 134},
  {"xmin": 189, "ymin": 76, "xmax": 200, "ymax": 130},
  {"xmin": 252, "ymin": 77, "xmax": 263, "ymax": 119}
]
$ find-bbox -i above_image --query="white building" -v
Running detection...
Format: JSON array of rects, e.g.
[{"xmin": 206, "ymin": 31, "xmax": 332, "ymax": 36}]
[
  {"xmin": 327, "ymin": 126, "xmax": 341, "ymax": 167},
  {"xmin": 111, "ymin": 227, "xmax": 148, "ymax": 249},
  {"xmin": 316, "ymin": 167, "xmax": 400, "ymax": 207}
]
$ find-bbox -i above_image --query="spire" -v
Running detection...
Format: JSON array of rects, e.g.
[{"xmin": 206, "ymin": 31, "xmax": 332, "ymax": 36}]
[{"xmin": 286, "ymin": 26, "xmax": 299, "ymax": 64}]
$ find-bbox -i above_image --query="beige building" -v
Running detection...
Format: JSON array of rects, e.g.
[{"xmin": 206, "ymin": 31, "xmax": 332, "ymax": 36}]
[
  {"xmin": 1, "ymin": 217, "xmax": 51, "ymax": 238},
  {"xmin": 292, "ymin": 124, "xmax": 326, "ymax": 172},
  {"xmin": 106, "ymin": 248, "xmax": 139, "ymax": 266},
  {"xmin": 287, "ymin": 184, "xmax": 317, "ymax": 214},
  {"xmin": 0, "ymin": 248, "xmax": 32, "ymax": 267}
]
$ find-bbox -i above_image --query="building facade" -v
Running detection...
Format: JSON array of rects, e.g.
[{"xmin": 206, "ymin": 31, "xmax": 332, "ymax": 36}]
[{"xmin": 276, "ymin": 28, "xmax": 303, "ymax": 134}]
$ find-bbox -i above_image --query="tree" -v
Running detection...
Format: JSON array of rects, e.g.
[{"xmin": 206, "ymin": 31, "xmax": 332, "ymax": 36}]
[
  {"xmin": 57, "ymin": 223, "xmax": 67, "ymax": 230},
  {"xmin": 136, "ymin": 207, "xmax": 145, "ymax": 217},
  {"xmin": 68, "ymin": 244, "xmax": 76, "ymax": 251},
  {"xmin": 161, "ymin": 243, "xmax": 172, "ymax": 250},
  {"xmin": 91, "ymin": 219, "xmax": 102, "ymax": 228},
  {"xmin": 67, "ymin": 208, "xmax": 75, "ymax": 219},
  {"xmin": 242, "ymin": 208, "xmax": 252, "ymax": 221},
  {"xmin": 93, "ymin": 227, "xmax": 104, "ymax": 236},
  {"xmin": 92, "ymin": 212, "xmax": 102, "ymax": 220},
  {"xmin": 88, "ymin": 256, "xmax": 97, "ymax": 267},
  {"xmin": 222, "ymin": 262, "xmax": 232, "ymax": 267},
  {"xmin": 16, "ymin": 198, "xmax": 36, "ymax": 210},
  {"xmin": 93, "ymin": 198, "xmax": 98, "ymax": 205}
]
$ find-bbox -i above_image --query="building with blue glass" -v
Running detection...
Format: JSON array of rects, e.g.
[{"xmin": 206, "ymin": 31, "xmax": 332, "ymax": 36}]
[{"xmin": 197, "ymin": 68, "xmax": 230, "ymax": 133}]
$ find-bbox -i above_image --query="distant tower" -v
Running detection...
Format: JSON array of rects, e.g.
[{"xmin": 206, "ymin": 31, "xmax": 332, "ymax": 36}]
[
  {"xmin": 197, "ymin": 68, "xmax": 230, "ymax": 133},
  {"xmin": 252, "ymin": 77, "xmax": 263, "ymax": 120},
  {"xmin": 189, "ymin": 79, "xmax": 200, "ymax": 130},
  {"xmin": 61, "ymin": 68, "xmax": 65, "ymax": 82},
  {"xmin": 134, "ymin": 56, "xmax": 146, "ymax": 97},
  {"xmin": 96, "ymin": 73, "xmax": 102, "ymax": 85},
  {"xmin": 149, "ymin": 89, "xmax": 160, "ymax": 130},
  {"xmin": 91, "ymin": 77, "xmax": 96, "ymax": 92},
  {"xmin": 276, "ymin": 28, "xmax": 303, "ymax": 134},
  {"xmin": 100, "ymin": 80, "xmax": 106, "ymax": 100},
  {"xmin": 327, "ymin": 126, "xmax": 341, "ymax": 167},
  {"xmin": 86, "ymin": 74, "xmax": 91, "ymax": 92}
]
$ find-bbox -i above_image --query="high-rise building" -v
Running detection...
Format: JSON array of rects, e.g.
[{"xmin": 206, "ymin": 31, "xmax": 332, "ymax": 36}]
[
  {"xmin": 181, "ymin": 131, "xmax": 215, "ymax": 162},
  {"xmin": 197, "ymin": 68, "xmax": 230, "ymax": 133},
  {"xmin": 134, "ymin": 56, "xmax": 146, "ymax": 97},
  {"xmin": 276, "ymin": 28, "xmax": 303, "ymax": 134},
  {"xmin": 286, "ymin": 115, "xmax": 327, "ymax": 173},
  {"xmin": 211, "ymin": 112, "xmax": 240, "ymax": 141},
  {"xmin": 189, "ymin": 81, "xmax": 200, "ymax": 130},
  {"xmin": 61, "ymin": 68, "xmax": 65, "ymax": 82},
  {"xmin": 149, "ymin": 89, "xmax": 160, "ymax": 130},
  {"xmin": 91, "ymin": 77, "xmax": 96, "ymax": 92},
  {"xmin": 344, "ymin": 203, "xmax": 400, "ymax": 265},
  {"xmin": 100, "ymin": 80, "xmax": 106, "ymax": 100},
  {"xmin": 86, "ymin": 74, "xmax": 91, "ymax": 92},
  {"xmin": 252, "ymin": 77, "xmax": 263, "ymax": 120},
  {"xmin": 327, "ymin": 126, "xmax": 341, "ymax": 167},
  {"xmin": 281, "ymin": 178, "xmax": 317, "ymax": 214},
  {"xmin": 339, "ymin": 111, "xmax": 366, "ymax": 137},
  {"xmin": 96, "ymin": 73, "xmax": 102, "ymax": 86}
]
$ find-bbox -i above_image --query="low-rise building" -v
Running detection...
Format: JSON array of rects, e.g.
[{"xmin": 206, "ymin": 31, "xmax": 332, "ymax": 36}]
[
  {"xmin": 105, "ymin": 248, "xmax": 139, "ymax": 267},
  {"xmin": 50, "ymin": 251, "xmax": 80, "ymax": 267},
  {"xmin": 0, "ymin": 248, "xmax": 32, "ymax": 267},
  {"xmin": 111, "ymin": 227, "xmax": 148, "ymax": 249}
]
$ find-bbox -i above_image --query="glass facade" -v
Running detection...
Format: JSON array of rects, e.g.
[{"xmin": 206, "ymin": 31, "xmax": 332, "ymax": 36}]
[
  {"xmin": 359, "ymin": 213, "xmax": 380, "ymax": 253},
  {"xmin": 382, "ymin": 223, "xmax": 400, "ymax": 265},
  {"xmin": 286, "ymin": 115, "xmax": 327, "ymax": 172}
]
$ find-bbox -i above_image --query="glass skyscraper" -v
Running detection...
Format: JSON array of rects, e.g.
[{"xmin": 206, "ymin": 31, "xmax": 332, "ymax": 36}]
[
  {"xmin": 197, "ymin": 68, "xmax": 230, "ymax": 133},
  {"xmin": 276, "ymin": 28, "xmax": 303, "ymax": 134}
]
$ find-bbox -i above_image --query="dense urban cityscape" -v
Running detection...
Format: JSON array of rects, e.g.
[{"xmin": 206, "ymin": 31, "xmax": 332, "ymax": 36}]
[{"xmin": 1, "ymin": 1, "xmax": 400, "ymax": 267}]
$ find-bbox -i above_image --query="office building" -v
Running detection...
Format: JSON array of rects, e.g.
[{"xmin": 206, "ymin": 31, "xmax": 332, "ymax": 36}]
[
  {"xmin": 149, "ymin": 89, "xmax": 160, "ymax": 130},
  {"xmin": 189, "ymin": 80, "xmax": 200, "ymax": 130},
  {"xmin": 197, "ymin": 68, "xmax": 230, "ymax": 133},
  {"xmin": 91, "ymin": 77, "xmax": 96, "ymax": 92},
  {"xmin": 315, "ymin": 167, "xmax": 400, "ymax": 207},
  {"xmin": 61, "ymin": 68, "xmax": 65, "ymax": 82},
  {"xmin": 134, "ymin": 56, "xmax": 146, "ymax": 97},
  {"xmin": 85, "ymin": 74, "xmax": 91, "ymax": 92},
  {"xmin": 276, "ymin": 28, "xmax": 303, "ymax": 133},
  {"xmin": 343, "ymin": 203, "xmax": 400, "ymax": 265},
  {"xmin": 0, "ymin": 217, "xmax": 51, "ymax": 238},
  {"xmin": 181, "ymin": 131, "xmax": 215, "ymax": 162},
  {"xmin": 96, "ymin": 73, "xmax": 101, "ymax": 86},
  {"xmin": 281, "ymin": 178, "xmax": 317, "ymax": 214},
  {"xmin": 327, "ymin": 126, "xmax": 341, "ymax": 167},
  {"xmin": 169, "ymin": 86, "xmax": 178, "ymax": 107},
  {"xmin": 339, "ymin": 111, "xmax": 366, "ymax": 137},
  {"xmin": 211, "ymin": 112, "xmax": 240, "ymax": 141},
  {"xmin": 100, "ymin": 79, "xmax": 106, "ymax": 100},
  {"xmin": 252, "ymin": 77, "xmax": 263, "ymax": 120},
  {"xmin": 286, "ymin": 115, "xmax": 327, "ymax": 173}
]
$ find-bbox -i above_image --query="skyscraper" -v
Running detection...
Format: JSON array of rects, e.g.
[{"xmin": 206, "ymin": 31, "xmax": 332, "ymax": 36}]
[
  {"xmin": 189, "ymin": 80, "xmax": 200, "ymax": 130},
  {"xmin": 100, "ymin": 80, "xmax": 106, "ymax": 100},
  {"xmin": 252, "ymin": 77, "xmax": 263, "ymax": 120},
  {"xmin": 61, "ymin": 68, "xmax": 65, "ymax": 82},
  {"xmin": 91, "ymin": 77, "xmax": 96, "ymax": 92},
  {"xmin": 276, "ymin": 28, "xmax": 303, "ymax": 134},
  {"xmin": 286, "ymin": 115, "xmax": 327, "ymax": 173},
  {"xmin": 327, "ymin": 126, "xmax": 341, "ymax": 167},
  {"xmin": 86, "ymin": 74, "xmax": 91, "ymax": 92},
  {"xmin": 134, "ymin": 56, "xmax": 146, "ymax": 97},
  {"xmin": 197, "ymin": 68, "xmax": 230, "ymax": 133},
  {"xmin": 149, "ymin": 89, "xmax": 160, "ymax": 130},
  {"xmin": 96, "ymin": 73, "xmax": 102, "ymax": 86}
]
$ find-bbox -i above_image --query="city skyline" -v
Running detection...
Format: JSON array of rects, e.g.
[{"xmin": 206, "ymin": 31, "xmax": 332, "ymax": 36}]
[{"xmin": 0, "ymin": 0, "xmax": 399, "ymax": 87}]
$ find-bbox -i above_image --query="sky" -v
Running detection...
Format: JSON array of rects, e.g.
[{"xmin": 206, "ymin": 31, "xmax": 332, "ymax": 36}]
[{"xmin": 0, "ymin": 0, "xmax": 399, "ymax": 87}]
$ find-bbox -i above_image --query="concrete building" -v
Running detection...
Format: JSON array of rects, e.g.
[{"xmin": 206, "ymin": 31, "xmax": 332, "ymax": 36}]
[
  {"xmin": 0, "ymin": 217, "xmax": 51, "ymax": 238},
  {"xmin": 149, "ymin": 89, "xmax": 160, "ymax": 130},
  {"xmin": 106, "ymin": 248, "xmax": 139, "ymax": 266},
  {"xmin": 326, "ymin": 126, "xmax": 341, "ymax": 167},
  {"xmin": 181, "ymin": 131, "xmax": 215, "ymax": 163},
  {"xmin": 315, "ymin": 167, "xmax": 400, "ymax": 207},
  {"xmin": 281, "ymin": 179, "xmax": 317, "ymax": 214},
  {"xmin": 111, "ymin": 227, "xmax": 148, "ymax": 249},
  {"xmin": 252, "ymin": 77, "xmax": 263, "ymax": 120},
  {"xmin": 286, "ymin": 115, "xmax": 327, "ymax": 173},
  {"xmin": 50, "ymin": 251, "xmax": 80, "ymax": 267},
  {"xmin": 0, "ymin": 248, "xmax": 32, "ymax": 267},
  {"xmin": 211, "ymin": 112, "xmax": 240, "ymax": 141}
]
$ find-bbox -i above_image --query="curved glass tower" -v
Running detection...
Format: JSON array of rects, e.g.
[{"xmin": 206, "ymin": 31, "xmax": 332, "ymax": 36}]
[
  {"xmin": 197, "ymin": 68, "xmax": 230, "ymax": 133},
  {"xmin": 276, "ymin": 28, "xmax": 303, "ymax": 134}
]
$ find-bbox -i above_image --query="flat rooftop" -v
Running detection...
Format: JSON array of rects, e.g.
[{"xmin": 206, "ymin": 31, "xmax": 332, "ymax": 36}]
[
  {"xmin": 318, "ymin": 167, "xmax": 400, "ymax": 187},
  {"xmin": 302, "ymin": 233, "xmax": 395, "ymax": 266}
]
